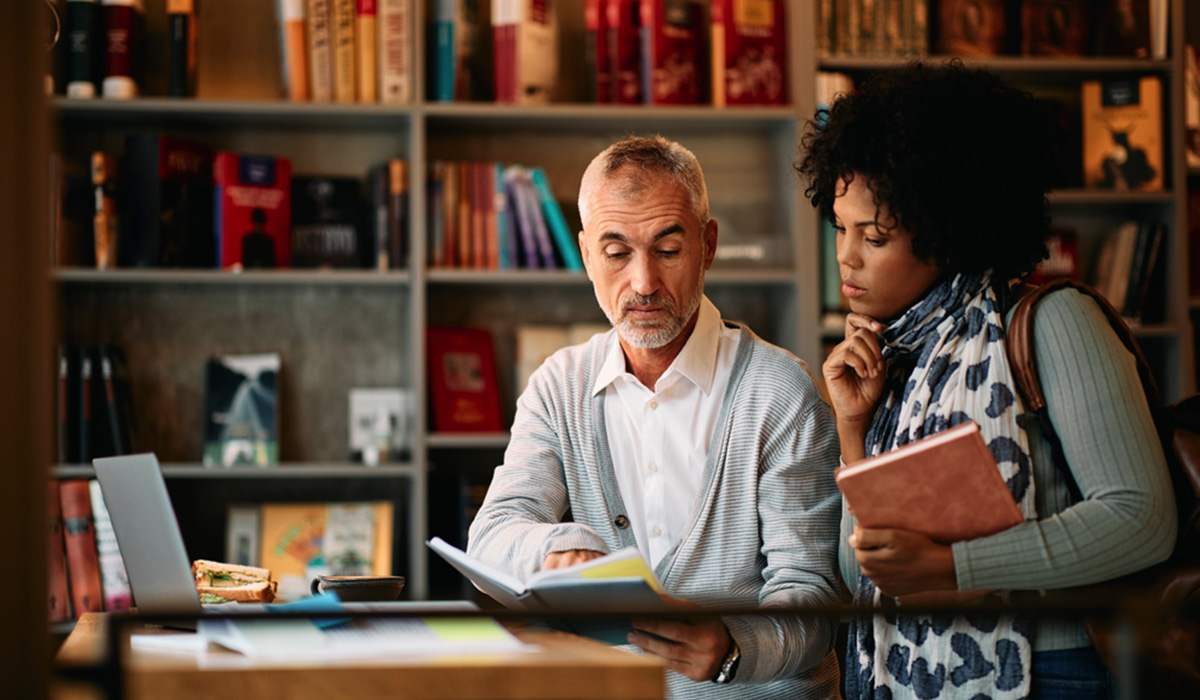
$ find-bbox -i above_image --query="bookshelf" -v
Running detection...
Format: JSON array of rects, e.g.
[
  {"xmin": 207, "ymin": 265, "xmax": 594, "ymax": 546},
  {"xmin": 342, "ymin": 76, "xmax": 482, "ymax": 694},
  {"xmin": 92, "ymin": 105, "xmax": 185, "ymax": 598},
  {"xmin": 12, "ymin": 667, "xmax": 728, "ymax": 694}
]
[{"xmin": 48, "ymin": 0, "xmax": 1197, "ymax": 605}]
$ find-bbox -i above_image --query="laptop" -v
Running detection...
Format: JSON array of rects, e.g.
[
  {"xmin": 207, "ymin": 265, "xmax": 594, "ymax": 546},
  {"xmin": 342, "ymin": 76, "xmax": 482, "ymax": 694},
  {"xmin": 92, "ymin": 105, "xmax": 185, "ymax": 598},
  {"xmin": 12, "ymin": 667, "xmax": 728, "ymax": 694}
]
[{"xmin": 93, "ymin": 453, "xmax": 472, "ymax": 627}]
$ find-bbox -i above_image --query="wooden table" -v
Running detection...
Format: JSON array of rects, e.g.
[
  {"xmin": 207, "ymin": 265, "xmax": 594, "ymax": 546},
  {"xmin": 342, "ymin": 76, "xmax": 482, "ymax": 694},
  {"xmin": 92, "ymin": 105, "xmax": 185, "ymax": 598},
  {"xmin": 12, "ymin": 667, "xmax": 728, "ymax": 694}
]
[{"xmin": 55, "ymin": 613, "xmax": 665, "ymax": 700}]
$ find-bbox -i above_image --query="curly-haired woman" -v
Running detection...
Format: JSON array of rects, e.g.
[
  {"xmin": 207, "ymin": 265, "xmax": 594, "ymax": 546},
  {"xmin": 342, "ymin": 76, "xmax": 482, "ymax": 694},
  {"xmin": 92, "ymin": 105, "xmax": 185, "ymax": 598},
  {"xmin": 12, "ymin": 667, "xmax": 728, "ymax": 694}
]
[{"xmin": 798, "ymin": 61, "xmax": 1176, "ymax": 700}]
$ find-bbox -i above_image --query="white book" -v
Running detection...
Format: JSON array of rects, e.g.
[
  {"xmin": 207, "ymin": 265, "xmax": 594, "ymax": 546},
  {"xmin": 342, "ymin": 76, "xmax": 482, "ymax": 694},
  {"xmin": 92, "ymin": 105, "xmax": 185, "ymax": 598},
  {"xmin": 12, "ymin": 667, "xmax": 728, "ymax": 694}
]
[
  {"xmin": 426, "ymin": 537, "xmax": 668, "ymax": 644},
  {"xmin": 89, "ymin": 479, "xmax": 133, "ymax": 612},
  {"xmin": 225, "ymin": 504, "xmax": 262, "ymax": 567},
  {"xmin": 376, "ymin": 0, "xmax": 410, "ymax": 104}
]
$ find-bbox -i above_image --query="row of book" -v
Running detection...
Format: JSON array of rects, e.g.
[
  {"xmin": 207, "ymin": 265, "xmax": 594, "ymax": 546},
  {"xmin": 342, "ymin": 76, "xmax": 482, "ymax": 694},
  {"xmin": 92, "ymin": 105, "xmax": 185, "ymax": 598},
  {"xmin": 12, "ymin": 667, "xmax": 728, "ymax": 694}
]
[
  {"xmin": 226, "ymin": 500, "xmax": 394, "ymax": 602},
  {"xmin": 434, "ymin": 0, "xmax": 789, "ymax": 106},
  {"xmin": 818, "ymin": 0, "xmax": 1169, "ymax": 60},
  {"xmin": 49, "ymin": 479, "xmax": 131, "ymax": 622},
  {"xmin": 57, "ymin": 344, "xmax": 137, "ymax": 467},
  {"xmin": 58, "ymin": 0, "xmax": 177, "ymax": 98},
  {"xmin": 1090, "ymin": 219, "xmax": 1168, "ymax": 325},
  {"xmin": 277, "ymin": 0, "xmax": 412, "ymax": 103},
  {"xmin": 426, "ymin": 161, "xmax": 583, "ymax": 270},
  {"xmin": 53, "ymin": 134, "xmax": 409, "ymax": 271}
]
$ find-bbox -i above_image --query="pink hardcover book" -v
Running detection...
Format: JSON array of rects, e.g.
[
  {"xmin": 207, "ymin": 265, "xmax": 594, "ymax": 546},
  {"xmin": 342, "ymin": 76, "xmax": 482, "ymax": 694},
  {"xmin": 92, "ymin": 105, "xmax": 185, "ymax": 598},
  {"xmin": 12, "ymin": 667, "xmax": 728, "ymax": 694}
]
[{"xmin": 836, "ymin": 420, "xmax": 1025, "ymax": 544}]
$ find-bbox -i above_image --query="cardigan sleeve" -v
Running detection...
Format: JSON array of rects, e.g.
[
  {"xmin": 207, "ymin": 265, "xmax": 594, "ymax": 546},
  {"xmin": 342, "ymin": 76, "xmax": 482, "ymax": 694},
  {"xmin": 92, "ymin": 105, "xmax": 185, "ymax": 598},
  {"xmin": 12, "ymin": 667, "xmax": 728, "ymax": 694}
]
[{"xmin": 953, "ymin": 288, "xmax": 1176, "ymax": 591}]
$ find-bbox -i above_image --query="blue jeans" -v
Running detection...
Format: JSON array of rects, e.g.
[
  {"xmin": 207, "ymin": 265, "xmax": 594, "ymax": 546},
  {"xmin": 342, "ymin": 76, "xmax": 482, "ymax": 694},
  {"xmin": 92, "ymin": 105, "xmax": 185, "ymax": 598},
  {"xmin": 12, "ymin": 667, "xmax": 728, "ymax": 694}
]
[{"xmin": 1030, "ymin": 647, "xmax": 1114, "ymax": 700}]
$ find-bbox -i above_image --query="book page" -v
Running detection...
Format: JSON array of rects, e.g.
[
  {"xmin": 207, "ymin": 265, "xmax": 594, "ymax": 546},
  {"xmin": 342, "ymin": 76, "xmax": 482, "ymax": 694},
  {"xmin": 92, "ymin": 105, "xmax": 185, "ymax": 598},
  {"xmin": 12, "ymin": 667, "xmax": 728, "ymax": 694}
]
[{"xmin": 527, "ymin": 546, "xmax": 662, "ymax": 592}]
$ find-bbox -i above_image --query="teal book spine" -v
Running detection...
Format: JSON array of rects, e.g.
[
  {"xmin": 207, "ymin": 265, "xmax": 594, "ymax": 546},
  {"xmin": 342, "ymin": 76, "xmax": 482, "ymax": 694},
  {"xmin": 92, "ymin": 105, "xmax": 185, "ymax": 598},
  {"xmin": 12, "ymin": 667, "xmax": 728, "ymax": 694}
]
[{"xmin": 530, "ymin": 167, "xmax": 583, "ymax": 271}]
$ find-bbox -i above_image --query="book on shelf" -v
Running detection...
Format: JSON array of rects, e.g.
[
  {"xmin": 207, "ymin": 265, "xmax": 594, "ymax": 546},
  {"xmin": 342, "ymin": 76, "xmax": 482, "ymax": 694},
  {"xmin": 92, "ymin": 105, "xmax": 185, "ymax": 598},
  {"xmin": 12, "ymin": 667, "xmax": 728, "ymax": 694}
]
[
  {"xmin": 277, "ymin": 0, "xmax": 311, "ymax": 101},
  {"xmin": 1028, "ymin": 227, "xmax": 1079, "ymax": 284},
  {"xmin": 67, "ymin": 344, "xmax": 93, "ymax": 465},
  {"xmin": 934, "ymin": 0, "xmax": 1007, "ymax": 57},
  {"xmin": 59, "ymin": 479, "xmax": 104, "ymax": 618},
  {"xmin": 641, "ymin": 0, "xmax": 707, "ymax": 105},
  {"xmin": 493, "ymin": 162, "xmax": 514, "ymax": 269},
  {"xmin": 120, "ymin": 133, "xmax": 214, "ymax": 268},
  {"xmin": 608, "ymin": 0, "xmax": 642, "ymax": 104},
  {"xmin": 835, "ymin": 420, "xmax": 1025, "ymax": 544},
  {"xmin": 1092, "ymin": 220, "xmax": 1139, "ymax": 315},
  {"xmin": 387, "ymin": 158, "xmax": 409, "ymax": 268},
  {"xmin": 331, "ymin": 0, "xmax": 357, "ymax": 102},
  {"xmin": 378, "ymin": 0, "xmax": 411, "ymax": 103},
  {"xmin": 167, "ymin": 0, "xmax": 197, "ymax": 97},
  {"xmin": 89, "ymin": 345, "xmax": 130, "ymax": 459},
  {"xmin": 307, "ymin": 0, "xmax": 335, "ymax": 101},
  {"xmin": 431, "ymin": 0, "xmax": 492, "ymax": 102},
  {"xmin": 1093, "ymin": 0, "xmax": 1150, "ymax": 58},
  {"xmin": 584, "ymin": 0, "xmax": 610, "ymax": 103},
  {"xmin": 845, "ymin": 0, "xmax": 886, "ymax": 56},
  {"xmin": 203, "ymin": 352, "xmax": 281, "ymax": 467},
  {"xmin": 1122, "ymin": 221, "xmax": 1164, "ymax": 325},
  {"xmin": 56, "ymin": 345, "xmax": 70, "ymax": 464},
  {"xmin": 368, "ymin": 163, "xmax": 390, "ymax": 270},
  {"xmin": 1019, "ymin": 0, "xmax": 1087, "ymax": 57},
  {"xmin": 90, "ymin": 151, "xmax": 119, "ymax": 270},
  {"xmin": 64, "ymin": 0, "xmax": 104, "ymax": 98},
  {"xmin": 503, "ymin": 165, "xmax": 538, "ymax": 268},
  {"xmin": 52, "ymin": 153, "xmax": 95, "ymax": 268},
  {"xmin": 355, "ymin": 0, "xmax": 378, "ymax": 102},
  {"xmin": 100, "ymin": 0, "xmax": 144, "ymax": 98},
  {"xmin": 88, "ymin": 479, "xmax": 132, "ymax": 612},
  {"xmin": 513, "ymin": 166, "xmax": 558, "ymax": 268},
  {"xmin": 427, "ymin": 536, "xmax": 669, "ymax": 644},
  {"xmin": 213, "ymin": 152, "xmax": 293, "ymax": 269},
  {"xmin": 225, "ymin": 504, "xmax": 263, "ymax": 567},
  {"xmin": 426, "ymin": 161, "xmax": 446, "ymax": 267},
  {"xmin": 529, "ymin": 167, "xmax": 582, "ymax": 271},
  {"xmin": 259, "ymin": 501, "xmax": 394, "ymax": 601},
  {"xmin": 710, "ymin": 0, "xmax": 788, "ymax": 107},
  {"xmin": 426, "ymin": 326, "xmax": 504, "ymax": 432},
  {"xmin": 291, "ymin": 175, "xmax": 364, "ymax": 268},
  {"xmin": 47, "ymin": 479, "xmax": 72, "ymax": 623},
  {"xmin": 348, "ymin": 387, "xmax": 414, "ymax": 464},
  {"xmin": 1081, "ymin": 75, "xmax": 1163, "ymax": 192}
]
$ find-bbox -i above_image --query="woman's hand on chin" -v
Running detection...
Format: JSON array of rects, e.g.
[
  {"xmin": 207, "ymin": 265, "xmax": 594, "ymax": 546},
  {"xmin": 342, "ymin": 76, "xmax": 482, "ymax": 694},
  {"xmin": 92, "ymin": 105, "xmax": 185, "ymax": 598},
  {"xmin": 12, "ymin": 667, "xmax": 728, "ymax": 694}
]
[{"xmin": 823, "ymin": 313, "xmax": 886, "ymax": 453}]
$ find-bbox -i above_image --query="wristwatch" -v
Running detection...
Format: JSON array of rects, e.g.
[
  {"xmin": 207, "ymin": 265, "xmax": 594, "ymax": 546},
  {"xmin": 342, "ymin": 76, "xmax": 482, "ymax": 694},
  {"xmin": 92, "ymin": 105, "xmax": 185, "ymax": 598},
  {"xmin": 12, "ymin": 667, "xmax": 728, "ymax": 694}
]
[{"xmin": 711, "ymin": 638, "xmax": 741, "ymax": 684}]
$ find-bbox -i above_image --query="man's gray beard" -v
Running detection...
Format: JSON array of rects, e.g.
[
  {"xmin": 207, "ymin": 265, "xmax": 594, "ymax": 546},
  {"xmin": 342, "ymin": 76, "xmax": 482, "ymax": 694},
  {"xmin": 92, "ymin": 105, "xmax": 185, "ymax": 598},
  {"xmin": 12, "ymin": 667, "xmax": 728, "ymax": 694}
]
[{"xmin": 601, "ymin": 281, "xmax": 704, "ymax": 350}]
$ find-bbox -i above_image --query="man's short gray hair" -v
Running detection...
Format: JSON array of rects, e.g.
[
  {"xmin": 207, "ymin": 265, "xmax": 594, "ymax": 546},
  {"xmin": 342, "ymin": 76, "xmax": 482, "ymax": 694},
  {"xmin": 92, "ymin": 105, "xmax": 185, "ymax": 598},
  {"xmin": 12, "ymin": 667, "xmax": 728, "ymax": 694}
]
[{"xmin": 578, "ymin": 135, "xmax": 709, "ymax": 231}]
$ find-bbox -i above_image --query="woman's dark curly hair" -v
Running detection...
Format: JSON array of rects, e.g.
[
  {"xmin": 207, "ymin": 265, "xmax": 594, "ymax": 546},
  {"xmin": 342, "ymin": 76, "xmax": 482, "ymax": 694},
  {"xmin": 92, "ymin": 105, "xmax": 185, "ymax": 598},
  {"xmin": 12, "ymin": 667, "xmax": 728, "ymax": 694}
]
[{"xmin": 797, "ymin": 61, "xmax": 1061, "ymax": 281}]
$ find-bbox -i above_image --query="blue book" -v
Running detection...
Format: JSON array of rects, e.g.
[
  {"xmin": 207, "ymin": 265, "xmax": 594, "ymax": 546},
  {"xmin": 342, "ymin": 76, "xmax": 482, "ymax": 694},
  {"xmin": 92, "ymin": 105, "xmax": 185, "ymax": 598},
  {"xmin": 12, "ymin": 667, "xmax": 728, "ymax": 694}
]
[
  {"xmin": 504, "ymin": 166, "xmax": 542, "ymax": 269},
  {"xmin": 529, "ymin": 167, "xmax": 584, "ymax": 271},
  {"xmin": 432, "ymin": 0, "xmax": 456, "ymax": 101},
  {"xmin": 494, "ymin": 162, "xmax": 512, "ymax": 270}
]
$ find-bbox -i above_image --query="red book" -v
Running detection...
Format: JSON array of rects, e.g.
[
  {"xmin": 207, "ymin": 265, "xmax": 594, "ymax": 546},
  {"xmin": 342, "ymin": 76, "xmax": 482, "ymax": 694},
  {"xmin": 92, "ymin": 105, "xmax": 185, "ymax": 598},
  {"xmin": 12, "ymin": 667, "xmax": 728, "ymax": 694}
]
[
  {"xmin": 101, "ymin": 0, "xmax": 144, "ymax": 98},
  {"xmin": 213, "ymin": 152, "xmax": 293, "ymax": 270},
  {"xmin": 426, "ymin": 326, "xmax": 504, "ymax": 433},
  {"xmin": 711, "ymin": 0, "xmax": 788, "ymax": 107},
  {"xmin": 60, "ymin": 479, "xmax": 104, "ymax": 618},
  {"xmin": 48, "ymin": 480, "xmax": 72, "ymax": 623},
  {"xmin": 641, "ymin": 0, "xmax": 707, "ymax": 105},
  {"xmin": 585, "ymin": 0, "xmax": 611, "ymax": 102},
  {"xmin": 608, "ymin": 0, "xmax": 642, "ymax": 104}
]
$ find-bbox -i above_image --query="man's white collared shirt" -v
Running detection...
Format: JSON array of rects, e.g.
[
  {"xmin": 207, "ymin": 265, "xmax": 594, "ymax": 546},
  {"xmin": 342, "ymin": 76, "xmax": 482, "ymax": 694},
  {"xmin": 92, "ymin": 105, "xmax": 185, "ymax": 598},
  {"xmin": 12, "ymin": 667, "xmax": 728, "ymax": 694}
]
[{"xmin": 592, "ymin": 296, "xmax": 741, "ymax": 569}]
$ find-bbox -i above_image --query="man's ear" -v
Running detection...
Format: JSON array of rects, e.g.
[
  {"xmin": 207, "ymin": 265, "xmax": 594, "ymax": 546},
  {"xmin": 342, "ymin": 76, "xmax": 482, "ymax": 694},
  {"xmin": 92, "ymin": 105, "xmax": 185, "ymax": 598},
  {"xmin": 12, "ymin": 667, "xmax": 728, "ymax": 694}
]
[
  {"xmin": 579, "ymin": 230, "xmax": 593, "ymax": 281},
  {"xmin": 702, "ymin": 219, "xmax": 718, "ymax": 270}
]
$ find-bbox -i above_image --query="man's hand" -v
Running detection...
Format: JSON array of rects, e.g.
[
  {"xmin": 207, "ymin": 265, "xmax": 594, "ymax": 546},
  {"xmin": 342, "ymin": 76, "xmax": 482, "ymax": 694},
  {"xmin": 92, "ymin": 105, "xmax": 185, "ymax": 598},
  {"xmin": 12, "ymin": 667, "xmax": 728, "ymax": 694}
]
[
  {"xmin": 849, "ymin": 525, "xmax": 957, "ymax": 597},
  {"xmin": 542, "ymin": 549, "xmax": 605, "ymax": 570},
  {"xmin": 628, "ymin": 594, "xmax": 732, "ymax": 682}
]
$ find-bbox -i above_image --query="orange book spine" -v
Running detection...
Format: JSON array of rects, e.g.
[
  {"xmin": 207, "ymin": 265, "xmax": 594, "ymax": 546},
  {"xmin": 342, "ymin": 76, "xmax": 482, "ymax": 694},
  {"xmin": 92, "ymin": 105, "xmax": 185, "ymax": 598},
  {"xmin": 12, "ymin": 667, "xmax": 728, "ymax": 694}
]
[
  {"xmin": 60, "ymin": 479, "xmax": 104, "ymax": 617},
  {"xmin": 281, "ymin": 0, "xmax": 310, "ymax": 101},
  {"xmin": 48, "ymin": 480, "xmax": 72, "ymax": 622},
  {"xmin": 355, "ymin": 0, "xmax": 377, "ymax": 102}
]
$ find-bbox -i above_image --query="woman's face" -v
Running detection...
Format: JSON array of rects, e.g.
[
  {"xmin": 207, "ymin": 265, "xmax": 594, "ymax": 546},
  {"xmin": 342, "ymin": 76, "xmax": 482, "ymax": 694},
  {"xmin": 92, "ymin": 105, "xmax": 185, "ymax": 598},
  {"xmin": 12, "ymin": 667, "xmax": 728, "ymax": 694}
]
[{"xmin": 832, "ymin": 175, "xmax": 943, "ymax": 321}]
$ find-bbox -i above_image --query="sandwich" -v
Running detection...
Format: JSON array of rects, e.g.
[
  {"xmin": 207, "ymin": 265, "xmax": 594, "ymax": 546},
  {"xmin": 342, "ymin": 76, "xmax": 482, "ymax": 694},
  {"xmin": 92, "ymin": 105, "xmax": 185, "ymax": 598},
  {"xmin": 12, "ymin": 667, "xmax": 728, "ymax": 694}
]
[{"xmin": 192, "ymin": 559, "xmax": 278, "ymax": 604}]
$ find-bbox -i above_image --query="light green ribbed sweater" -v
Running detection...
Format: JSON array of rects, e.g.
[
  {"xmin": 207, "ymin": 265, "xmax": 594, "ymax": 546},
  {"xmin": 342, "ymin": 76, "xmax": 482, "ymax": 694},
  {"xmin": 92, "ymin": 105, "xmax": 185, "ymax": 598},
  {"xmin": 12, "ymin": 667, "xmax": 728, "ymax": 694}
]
[{"xmin": 838, "ymin": 287, "xmax": 1177, "ymax": 651}]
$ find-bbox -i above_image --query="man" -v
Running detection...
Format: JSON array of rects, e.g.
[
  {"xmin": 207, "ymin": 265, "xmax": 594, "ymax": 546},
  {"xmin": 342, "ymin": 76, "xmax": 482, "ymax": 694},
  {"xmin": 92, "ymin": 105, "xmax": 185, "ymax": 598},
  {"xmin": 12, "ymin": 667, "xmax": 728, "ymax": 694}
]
[{"xmin": 468, "ymin": 136, "xmax": 842, "ymax": 699}]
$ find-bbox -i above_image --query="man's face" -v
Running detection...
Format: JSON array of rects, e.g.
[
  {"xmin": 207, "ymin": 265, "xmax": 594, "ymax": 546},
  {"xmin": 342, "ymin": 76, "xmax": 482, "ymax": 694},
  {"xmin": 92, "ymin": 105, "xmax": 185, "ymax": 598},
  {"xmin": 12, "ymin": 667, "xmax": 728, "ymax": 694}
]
[{"xmin": 579, "ymin": 172, "xmax": 716, "ymax": 349}]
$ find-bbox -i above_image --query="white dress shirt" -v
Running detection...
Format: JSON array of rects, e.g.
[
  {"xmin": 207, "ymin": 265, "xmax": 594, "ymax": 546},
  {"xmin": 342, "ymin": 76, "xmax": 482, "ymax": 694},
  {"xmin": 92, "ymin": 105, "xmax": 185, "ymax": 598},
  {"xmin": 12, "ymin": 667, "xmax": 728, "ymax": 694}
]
[{"xmin": 591, "ymin": 296, "xmax": 741, "ymax": 568}]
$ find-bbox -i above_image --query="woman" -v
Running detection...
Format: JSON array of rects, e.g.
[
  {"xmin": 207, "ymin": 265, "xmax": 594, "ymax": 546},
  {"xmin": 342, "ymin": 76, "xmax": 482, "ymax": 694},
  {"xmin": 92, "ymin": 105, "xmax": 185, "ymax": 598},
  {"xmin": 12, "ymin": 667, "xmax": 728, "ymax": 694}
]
[{"xmin": 797, "ymin": 61, "xmax": 1176, "ymax": 700}]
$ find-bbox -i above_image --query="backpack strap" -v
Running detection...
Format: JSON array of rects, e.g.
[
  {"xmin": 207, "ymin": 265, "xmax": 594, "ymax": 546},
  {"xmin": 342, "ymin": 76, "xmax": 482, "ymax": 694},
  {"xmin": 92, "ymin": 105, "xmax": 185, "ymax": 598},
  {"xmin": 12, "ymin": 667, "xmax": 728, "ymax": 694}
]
[{"xmin": 1004, "ymin": 278, "xmax": 1164, "ymax": 503}]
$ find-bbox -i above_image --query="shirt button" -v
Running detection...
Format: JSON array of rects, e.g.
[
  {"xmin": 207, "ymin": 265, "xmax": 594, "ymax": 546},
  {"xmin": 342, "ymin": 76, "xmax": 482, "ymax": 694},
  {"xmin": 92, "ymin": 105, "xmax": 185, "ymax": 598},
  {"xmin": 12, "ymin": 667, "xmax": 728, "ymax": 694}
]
[
  {"xmin": 648, "ymin": 462, "xmax": 658, "ymax": 473},
  {"xmin": 651, "ymin": 526, "xmax": 662, "ymax": 537},
  {"xmin": 649, "ymin": 401, "xmax": 658, "ymax": 410},
  {"xmin": 614, "ymin": 515, "xmax": 630, "ymax": 529}
]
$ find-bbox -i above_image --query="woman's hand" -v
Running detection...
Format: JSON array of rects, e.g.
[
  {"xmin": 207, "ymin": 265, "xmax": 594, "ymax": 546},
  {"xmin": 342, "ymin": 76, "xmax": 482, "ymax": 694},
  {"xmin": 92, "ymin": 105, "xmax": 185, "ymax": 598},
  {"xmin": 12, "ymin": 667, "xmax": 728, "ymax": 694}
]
[
  {"xmin": 628, "ymin": 594, "xmax": 732, "ymax": 682},
  {"xmin": 849, "ymin": 525, "xmax": 957, "ymax": 597},
  {"xmin": 823, "ymin": 314, "xmax": 886, "ymax": 458}
]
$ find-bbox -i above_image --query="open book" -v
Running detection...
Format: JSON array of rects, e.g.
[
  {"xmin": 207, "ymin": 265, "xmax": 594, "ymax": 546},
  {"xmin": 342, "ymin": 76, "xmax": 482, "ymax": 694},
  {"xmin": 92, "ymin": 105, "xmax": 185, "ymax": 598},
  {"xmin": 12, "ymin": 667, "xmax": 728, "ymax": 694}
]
[{"xmin": 427, "ymin": 537, "xmax": 669, "ymax": 644}]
